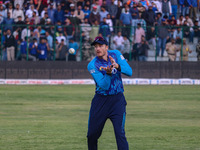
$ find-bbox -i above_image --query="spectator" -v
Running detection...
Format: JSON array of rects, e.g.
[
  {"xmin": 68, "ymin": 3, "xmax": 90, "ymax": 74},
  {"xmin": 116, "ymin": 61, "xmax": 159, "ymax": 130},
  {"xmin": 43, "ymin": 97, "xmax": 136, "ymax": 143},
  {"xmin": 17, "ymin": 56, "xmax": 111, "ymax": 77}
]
[
  {"xmin": 28, "ymin": 38, "xmax": 38, "ymax": 60},
  {"xmin": 33, "ymin": 26, "xmax": 45, "ymax": 42},
  {"xmin": 25, "ymin": 0, "xmax": 37, "ymax": 11},
  {"xmin": 89, "ymin": 6, "xmax": 100, "ymax": 25},
  {"xmin": 82, "ymin": 5, "xmax": 91, "ymax": 19},
  {"xmin": 185, "ymin": 14, "xmax": 194, "ymax": 27},
  {"xmin": 74, "ymin": 5, "xmax": 85, "ymax": 23},
  {"xmin": 37, "ymin": 38, "xmax": 50, "ymax": 61},
  {"xmin": 89, "ymin": 20, "xmax": 99, "ymax": 41},
  {"xmin": 107, "ymin": 0, "xmax": 118, "ymax": 27},
  {"xmin": 40, "ymin": 12, "xmax": 48, "ymax": 25},
  {"xmin": 21, "ymin": 22, "xmax": 31, "ymax": 41},
  {"xmin": 69, "ymin": 3, "xmax": 76, "ymax": 12},
  {"xmin": 99, "ymin": 17, "xmax": 111, "ymax": 42},
  {"xmin": 171, "ymin": 0, "xmax": 178, "ymax": 19},
  {"xmin": 77, "ymin": 0, "xmax": 85, "ymax": 8},
  {"xmin": 25, "ymin": 5, "xmax": 39, "ymax": 19},
  {"xmin": 56, "ymin": 39, "xmax": 67, "ymax": 61},
  {"xmin": 99, "ymin": 6, "xmax": 109, "ymax": 22},
  {"xmin": 173, "ymin": 27, "xmax": 183, "ymax": 44},
  {"xmin": 151, "ymin": 2, "xmax": 158, "ymax": 13},
  {"xmin": 68, "ymin": 38, "xmax": 78, "ymax": 61},
  {"xmin": 3, "ymin": 12, "xmax": 14, "ymax": 31},
  {"xmin": 82, "ymin": 37, "xmax": 94, "ymax": 61},
  {"xmin": 106, "ymin": 14, "xmax": 113, "ymax": 32},
  {"xmin": 121, "ymin": 3, "xmax": 130, "ymax": 14},
  {"xmin": 68, "ymin": 10, "xmax": 80, "ymax": 26},
  {"xmin": 80, "ymin": 18, "xmax": 91, "ymax": 41},
  {"xmin": 152, "ymin": 0, "xmax": 162, "ymax": 13},
  {"xmin": 156, "ymin": 19, "xmax": 169, "ymax": 57},
  {"xmin": 45, "ymin": 31, "xmax": 53, "ymax": 60},
  {"xmin": 114, "ymin": 0, "xmax": 122, "ymax": 6},
  {"xmin": 85, "ymin": 1, "xmax": 91, "ymax": 10},
  {"xmin": 30, "ymin": 11, "xmax": 40, "ymax": 25},
  {"xmin": 143, "ymin": 5, "xmax": 156, "ymax": 26},
  {"xmin": 180, "ymin": 38, "xmax": 192, "ymax": 61},
  {"xmin": 182, "ymin": 20, "xmax": 193, "ymax": 42},
  {"xmin": 121, "ymin": 36, "xmax": 131, "ymax": 60},
  {"xmin": 179, "ymin": 0, "xmax": 191, "ymax": 17},
  {"xmin": 38, "ymin": 0, "xmax": 48, "ymax": 15},
  {"xmin": 14, "ymin": 0, "xmax": 24, "ymax": 9},
  {"xmin": 155, "ymin": 12, "xmax": 162, "ymax": 26},
  {"xmin": 48, "ymin": 3, "xmax": 55, "ymax": 24},
  {"xmin": 20, "ymin": 38, "xmax": 36, "ymax": 61},
  {"xmin": 41, "ymin": 7, "xmax": 48, "ymax": 18},
  {"xmin": 140, "ymin": 0, "xmax": 148, "ymax": 8},
  {"xmin": 56, "ymin": 31, "xmax": 66, "ymax": 45},
  {"xmin": 120, "ymin": 5, "xmax": 132, "ymax": 37},
  {"xmin": 115, "ymin": 0, "xmax": 123, "ymax": 33},
  {"xmin": 64, "ymin": 18, "xmax": 75, "ymax": 45},
  {"xmin": 177, "ymin": 14, "xmax": 185, "ymax": 26},
  {"xmin": 162, "ymin": 0, "xmax": 172, "ymax": 18},
  {"xmin": 13, "ymin": 3, "xmax": 25, "ymax": 22},
  {"xmin": 146, "ymin": 27, "xmax": 156, "ymax": 50},
  {"xmin": 140, "ymin": 5, "xmax": 147, "ymax": 19},
  {"xmin": 112, "ymin": 31, "xmax": 124, "ymax": 51},
  {"xmin": 166, "ymin": 38, "xmax": 179, "ymax": 61},
  {"xmin": 44, "ymin": 18, "xmax": 53, "ymax": 36},
  {"xmin": 16, "ymin": 40, "xmax": 21, "ymax": 60},
  {"xmin": 101, "ymin": 0, "xmax": 108, "ymax": 10},
  {"xmin": 134, "ymin": 23, "xmax": 145, "ymax": 44},
  {"xmin": 168, "ymin": 15, "xmax": 177, "ymax": 25},
  {"xmin": 193, "ymin": 20, "xmax": 200, "ymax": 38},
  {"xmin": 54, "ymin": 4, "xmax": 64, "ymax": 23},
  {"xmin": 189, "ymin": 0, "xmax": 199, "ymax": 21},
  {"xmin": 14, "ymin": 16, "xmax": 24, "ymax": 40},
  {"xmin": 5, "ymin": 3, "xmax": 14, "ymax": 19},
  {"xmin": 130, "ymin": 2, "xmax": 139, "ymax": 20},
  {"xmin": 4, "ymin": 29, "xmax": 15, "ymax": 61},
  {"xmin": 91, "ymin": 0, "xmax": 101, "ymax": 13},
  {"xmin": 0, "ymin": 3, "xmax": 6, "ymax": 24},
  {"xmin": 196, "ymin": 39, "xmax": 200, "ymax": 61},
  {"xmin": 137, "ymin": 38, "xmax": 149, "ymax": 61}
]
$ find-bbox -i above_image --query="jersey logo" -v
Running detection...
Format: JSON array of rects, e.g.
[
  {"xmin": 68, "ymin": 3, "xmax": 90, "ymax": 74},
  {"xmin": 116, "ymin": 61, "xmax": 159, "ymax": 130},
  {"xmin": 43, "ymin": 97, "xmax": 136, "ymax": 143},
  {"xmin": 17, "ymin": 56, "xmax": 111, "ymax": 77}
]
[
  {"xmin": 112, "ymin": 68, "xmax": 117, "ymax": 74},
  {"xmin": 120, "ymin": 55, "xmax": 125, "ymax": 60},
  {"xmin": 89, "ymin": 69, "xmax": 95, "ymax": 74}
]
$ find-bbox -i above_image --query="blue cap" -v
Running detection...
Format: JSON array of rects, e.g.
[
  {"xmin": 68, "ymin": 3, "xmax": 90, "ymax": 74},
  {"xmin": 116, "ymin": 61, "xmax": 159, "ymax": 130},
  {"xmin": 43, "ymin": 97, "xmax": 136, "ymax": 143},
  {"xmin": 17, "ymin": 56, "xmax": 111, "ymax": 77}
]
[{"xmin": 91, "ymin": 36, "xmax": 108, "ymax": 46}]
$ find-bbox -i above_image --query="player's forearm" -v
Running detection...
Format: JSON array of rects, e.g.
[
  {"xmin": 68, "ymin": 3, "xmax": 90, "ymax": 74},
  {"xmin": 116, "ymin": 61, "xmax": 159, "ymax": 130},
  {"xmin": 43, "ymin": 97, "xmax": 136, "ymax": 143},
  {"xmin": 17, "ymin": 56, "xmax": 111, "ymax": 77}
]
[
  {"xmin": 96, "ymin": 74, "xmax": 112, "ymax": 90},
  {"xmin": 120, "ymin": 64, "xmax": 132, "ymax": 77}
]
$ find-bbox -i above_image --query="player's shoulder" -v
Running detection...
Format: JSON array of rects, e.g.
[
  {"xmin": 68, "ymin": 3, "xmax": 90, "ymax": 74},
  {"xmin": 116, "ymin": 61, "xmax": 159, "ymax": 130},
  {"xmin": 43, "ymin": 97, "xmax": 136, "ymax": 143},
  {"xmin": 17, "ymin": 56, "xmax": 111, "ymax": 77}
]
[
  {"xmin": 108, "ymin": 50, "xmax": 123, "ymax": 57},
  {"xmin": 108, "ymin": 50, "xmax": 125, "ymax": 61},
  {"xmin": 87, "ymin": 57, "xmax": 98, "ymax": 70}
]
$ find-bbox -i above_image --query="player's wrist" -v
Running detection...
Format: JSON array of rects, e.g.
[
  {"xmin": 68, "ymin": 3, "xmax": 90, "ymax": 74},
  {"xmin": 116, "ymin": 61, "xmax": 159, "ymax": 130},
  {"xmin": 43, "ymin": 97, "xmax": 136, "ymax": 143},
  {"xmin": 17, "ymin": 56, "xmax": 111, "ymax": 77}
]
[
  {"xmin": 117, "ymin": 64, "xmax": 121, "ymax": 71},
  {"xmin": 106, "ymin": 72, "xmax": 112, "ymax": 76}
]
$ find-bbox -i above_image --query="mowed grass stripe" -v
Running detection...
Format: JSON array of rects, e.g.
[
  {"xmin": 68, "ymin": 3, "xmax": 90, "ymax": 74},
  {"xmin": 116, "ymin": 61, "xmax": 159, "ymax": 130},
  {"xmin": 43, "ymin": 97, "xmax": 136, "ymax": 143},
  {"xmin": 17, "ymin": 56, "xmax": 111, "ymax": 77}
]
[{"xmin": 0, "ymin": 85, "xmax": 200, "ymax": 150}]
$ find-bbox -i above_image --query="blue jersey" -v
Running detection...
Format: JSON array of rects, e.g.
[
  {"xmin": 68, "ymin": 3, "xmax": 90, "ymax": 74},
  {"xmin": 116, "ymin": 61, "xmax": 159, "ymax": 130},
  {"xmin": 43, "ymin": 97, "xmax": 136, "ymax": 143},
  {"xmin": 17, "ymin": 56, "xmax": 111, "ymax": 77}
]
[{"xmin": 87, "ymin": 50, "xmax": 132, "ymax": 95}]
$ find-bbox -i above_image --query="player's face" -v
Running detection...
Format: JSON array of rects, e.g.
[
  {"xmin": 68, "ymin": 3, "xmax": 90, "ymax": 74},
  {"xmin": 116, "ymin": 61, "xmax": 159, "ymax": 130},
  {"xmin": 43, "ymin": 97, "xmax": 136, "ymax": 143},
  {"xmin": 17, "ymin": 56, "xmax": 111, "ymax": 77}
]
[{"xmin": 94, "ymin": 44, "xmax": 108, "ymax": 58}]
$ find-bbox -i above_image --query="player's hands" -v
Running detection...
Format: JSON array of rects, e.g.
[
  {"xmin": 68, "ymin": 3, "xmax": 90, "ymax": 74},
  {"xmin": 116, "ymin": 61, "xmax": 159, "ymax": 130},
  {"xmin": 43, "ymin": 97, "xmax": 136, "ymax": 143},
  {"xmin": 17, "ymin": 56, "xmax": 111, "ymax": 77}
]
[
  {"xmin": 109, "ymin": 56, "xmax": 119, "ymax": 69},
  {"xmin": 100, "ymin": 66, "xmax": 112, "ymax": 74}
]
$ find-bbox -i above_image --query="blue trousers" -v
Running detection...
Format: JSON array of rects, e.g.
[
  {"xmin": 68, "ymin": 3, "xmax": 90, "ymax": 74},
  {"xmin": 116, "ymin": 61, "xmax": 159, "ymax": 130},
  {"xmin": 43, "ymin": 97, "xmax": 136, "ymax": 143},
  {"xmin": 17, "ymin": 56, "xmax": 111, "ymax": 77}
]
[
  {"xmin": 156, "ymin": 38, "xmax": 167, "ymax": 57},
  {"xmin": 171, "ymin": 5, "xmax": 178, "ymax": 19},
  {"xmin": 87, "ymin": 92, "xmax": 129, "ymax": 150}
]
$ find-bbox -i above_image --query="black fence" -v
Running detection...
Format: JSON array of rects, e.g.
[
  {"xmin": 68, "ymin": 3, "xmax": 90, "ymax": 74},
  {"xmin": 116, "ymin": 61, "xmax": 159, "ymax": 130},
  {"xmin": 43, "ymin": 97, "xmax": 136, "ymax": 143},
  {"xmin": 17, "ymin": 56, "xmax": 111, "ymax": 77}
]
[{"xmin": 0, "ymin": 61, "xmax": 200, "ymax": 79}]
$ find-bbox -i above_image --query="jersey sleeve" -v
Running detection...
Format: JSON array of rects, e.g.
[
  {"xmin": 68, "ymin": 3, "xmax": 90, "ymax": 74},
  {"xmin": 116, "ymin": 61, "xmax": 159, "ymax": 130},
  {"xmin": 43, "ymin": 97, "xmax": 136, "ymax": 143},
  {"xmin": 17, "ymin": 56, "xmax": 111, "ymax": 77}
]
[
  {"xmin": 115, "ymin": 50, "xmax": 133, "ymax": 77},
  {"xmin": 87, "ymin": 62, "xmax": 112, "ymax": 90}
]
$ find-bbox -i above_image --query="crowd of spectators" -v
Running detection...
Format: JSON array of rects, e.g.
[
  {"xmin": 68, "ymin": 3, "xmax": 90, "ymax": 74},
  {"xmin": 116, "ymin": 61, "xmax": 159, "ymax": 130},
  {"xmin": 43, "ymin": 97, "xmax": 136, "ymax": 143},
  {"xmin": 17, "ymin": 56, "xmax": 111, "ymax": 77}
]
[{"xmin": 0, "ymin": 0, "xmax": 200, "ymax": 61}]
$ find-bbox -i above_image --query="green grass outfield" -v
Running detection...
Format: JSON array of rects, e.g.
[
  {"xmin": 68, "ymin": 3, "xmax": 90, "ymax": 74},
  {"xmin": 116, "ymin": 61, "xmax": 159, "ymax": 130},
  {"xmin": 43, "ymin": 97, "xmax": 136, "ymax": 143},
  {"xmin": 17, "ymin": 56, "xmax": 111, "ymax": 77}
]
[{"xmin": 0, "ymin": 85, "xmax": 200, "ymax": 150}]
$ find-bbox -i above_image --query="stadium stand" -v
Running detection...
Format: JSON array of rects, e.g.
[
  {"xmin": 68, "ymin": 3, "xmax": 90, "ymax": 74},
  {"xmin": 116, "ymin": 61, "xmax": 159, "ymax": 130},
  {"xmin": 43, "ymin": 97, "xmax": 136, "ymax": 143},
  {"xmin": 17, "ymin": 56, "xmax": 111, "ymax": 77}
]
[{"xmin": 0, "ymin": 0, "xmax": 199, "ymax": 62}]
